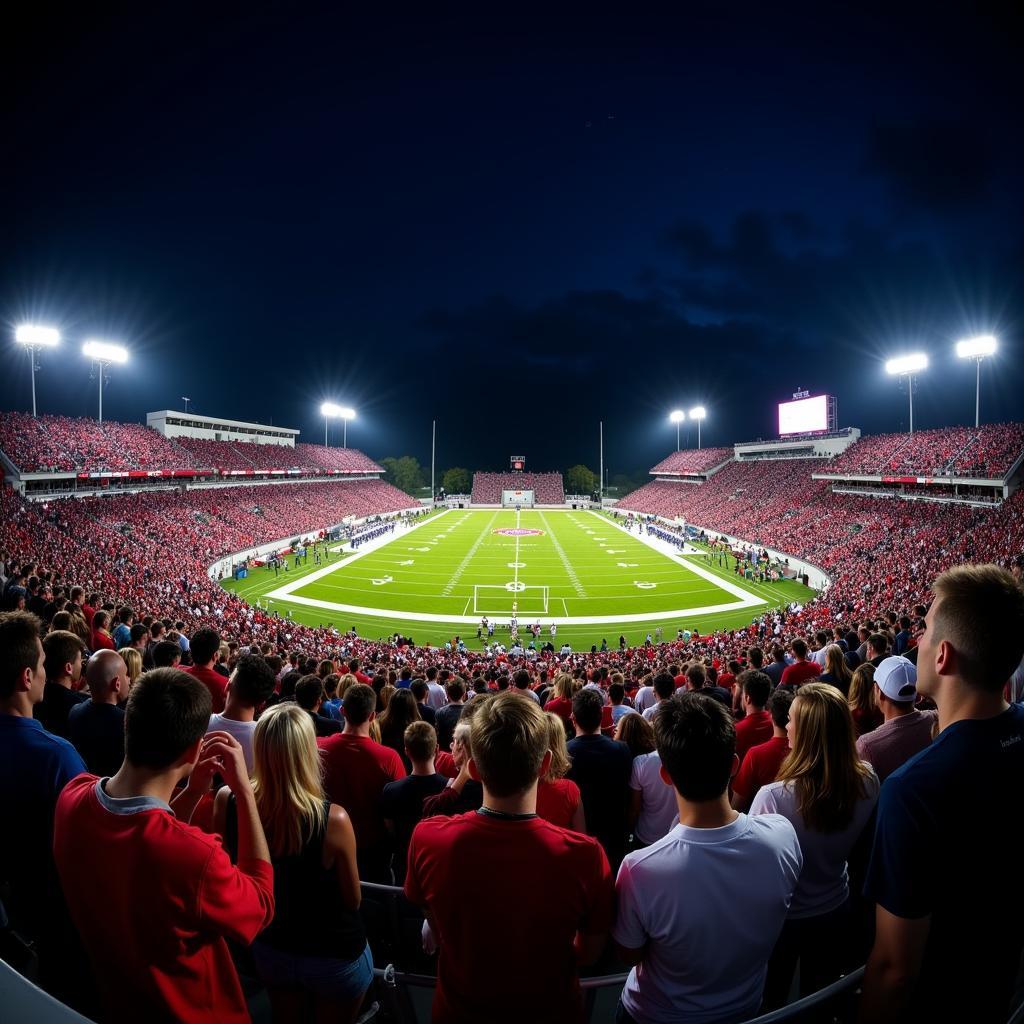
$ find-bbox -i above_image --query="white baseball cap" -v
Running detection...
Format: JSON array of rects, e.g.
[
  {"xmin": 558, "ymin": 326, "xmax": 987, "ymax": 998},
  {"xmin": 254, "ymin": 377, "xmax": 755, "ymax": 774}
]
[{"xmin": 875, "ymin": 655, "xmax": 918, "ymax": 703}]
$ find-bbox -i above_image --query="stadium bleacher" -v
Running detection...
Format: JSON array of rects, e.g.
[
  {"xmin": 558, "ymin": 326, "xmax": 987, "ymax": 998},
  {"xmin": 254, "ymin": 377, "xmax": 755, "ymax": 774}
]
[
  {"xmin": 648, "ymin": 447, "xmax": 734, "ymax": 476},
  {"xmin": 471, "ymin": 471, "xmax": 565, "ymax": 503}
]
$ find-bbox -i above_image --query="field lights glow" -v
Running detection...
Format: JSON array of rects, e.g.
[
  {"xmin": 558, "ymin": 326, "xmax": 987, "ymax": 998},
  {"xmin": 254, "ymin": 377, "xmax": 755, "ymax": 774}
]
[
  {"xmin": 83, "ymin": 340, "xmax": 128, "ymax": 363},
  {"xmin": 885, "ymin": 353, "xmax": 928, "ymax": 375}
]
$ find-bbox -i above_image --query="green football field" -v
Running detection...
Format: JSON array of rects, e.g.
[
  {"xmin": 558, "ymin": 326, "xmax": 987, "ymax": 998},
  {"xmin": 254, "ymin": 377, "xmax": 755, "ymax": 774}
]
[{"xmin": 221, "ymin": 508, "xmax": 813, "ymax": 649}]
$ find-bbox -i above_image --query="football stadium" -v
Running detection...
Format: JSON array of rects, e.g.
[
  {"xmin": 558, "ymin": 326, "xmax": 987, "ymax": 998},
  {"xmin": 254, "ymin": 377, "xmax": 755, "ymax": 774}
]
[{"xmin": 5, "ymin": 9, "xmax": 1024, "ymax": 1024}]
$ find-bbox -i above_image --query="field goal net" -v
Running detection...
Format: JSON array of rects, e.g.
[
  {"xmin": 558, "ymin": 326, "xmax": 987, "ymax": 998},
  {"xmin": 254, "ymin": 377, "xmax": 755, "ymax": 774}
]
[
  {"xmin": 473, "ymin": 584, "xmax": 550, "ymax": 615},
  {"xmin": 502, "ymin": 489, "xmax": 535, "ymax": 508}
]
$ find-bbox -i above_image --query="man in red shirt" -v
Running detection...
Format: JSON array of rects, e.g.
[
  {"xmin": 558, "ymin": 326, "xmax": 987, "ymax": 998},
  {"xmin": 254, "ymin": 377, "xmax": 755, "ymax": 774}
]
[
  {"xmin": 53, "ymin": 668, "xmax": 275, "ymax": 1024},
  {"xmin": 406, "ymin": 691, "xmax": 613, "ymax": 1024},
  {"xmin": 779, "ymin": 638, "xmax": 821, "ymax": 689},
  {"xmin": 734, "ymin": 670, "xmax": 774, "ymax": 765},
  {"xmin": 319, "ymin": 682, "xmax": 405, "ymax": 881},
  {"xmin": 732, "ymin": 688, "xmax": 793, "ymax": 812},
  {"xmin": 183, "ymin": 627, "xmax": 227, "ymax": 712}
]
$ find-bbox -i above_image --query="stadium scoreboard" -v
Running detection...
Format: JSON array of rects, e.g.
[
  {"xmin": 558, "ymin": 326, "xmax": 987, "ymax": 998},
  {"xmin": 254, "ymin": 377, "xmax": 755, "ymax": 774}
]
[
  {"xmin": 510, "ymin": 455, "xmax": 526, "ymax": 471},
  {"xmin": 778, "ymin": 393, "xmax": 837, "ymax": 436}
]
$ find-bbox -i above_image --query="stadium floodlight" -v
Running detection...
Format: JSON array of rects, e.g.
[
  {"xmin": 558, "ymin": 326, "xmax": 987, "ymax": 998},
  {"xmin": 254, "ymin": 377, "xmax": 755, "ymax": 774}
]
[
  {"xmin": 15, "ymin": 324, "xmax": 61, "ymax": 417},
  {"xmin": 884, "ymin": 352, "xmax": 928, "ymax": 434},
  {"xmin": 669, "ymin": 409, "xmax": 685, "ymax": 451},
  {"xmin": 82, "ymin": 340, "xmax": 129, "ymax": 422},
  {"xmin": 321, "ymin": 403, "xmax": 356, "ymax": 447},
  {"xmin": 955, "ymin": 336, "xmax": 998, "ymax": 427},
  {"xmin": 689, "ymin": 406, "xmax": 707, "ymax": 449}
]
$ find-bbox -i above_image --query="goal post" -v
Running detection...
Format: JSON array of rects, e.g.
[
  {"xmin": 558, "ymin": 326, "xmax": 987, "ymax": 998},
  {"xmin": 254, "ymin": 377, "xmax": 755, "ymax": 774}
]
[{"xmin": 472, "ymin": 584, "xmax": 549, "ymax": 615}]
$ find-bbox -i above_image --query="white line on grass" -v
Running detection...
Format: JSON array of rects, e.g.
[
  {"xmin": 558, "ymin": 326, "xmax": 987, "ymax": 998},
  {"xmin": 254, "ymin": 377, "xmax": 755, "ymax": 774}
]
[
  {"xmin": 441, "ymin": 510, "xmax": 500, "ymax": 597},
  {"xmin": 537, "ymin": 510, "xmax": 587, "ymax": 597}
]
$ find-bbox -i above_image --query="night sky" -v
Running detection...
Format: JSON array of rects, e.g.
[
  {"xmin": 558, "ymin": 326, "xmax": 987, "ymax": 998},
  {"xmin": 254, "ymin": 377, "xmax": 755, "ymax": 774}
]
[{"xmin": 4, "ymin": 6, "xmax": 1023, "ymax": 482}]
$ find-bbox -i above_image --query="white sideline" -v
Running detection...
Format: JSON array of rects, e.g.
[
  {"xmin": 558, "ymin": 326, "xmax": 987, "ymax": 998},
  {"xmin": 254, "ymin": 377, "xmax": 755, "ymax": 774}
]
[{"xmin": 262, "ymin": 509, "xmax": 766, "ymax": 627}]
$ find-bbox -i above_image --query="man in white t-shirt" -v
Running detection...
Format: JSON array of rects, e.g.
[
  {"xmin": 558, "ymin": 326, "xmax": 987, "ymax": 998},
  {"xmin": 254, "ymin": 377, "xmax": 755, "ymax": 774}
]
[
  {"xmin": 628, "ymin": 749, "xmax": 679, "ymax": 847},
  {"xmin": 641, "ymin": 673, "xmax": 675, "ymax": 722},
  {"xmin": 205, "ymin": 654, "xmax": 277, "ymax": 772},
  {"xmin": 614, "ymin": 692, "xmax": 802, "ymax": 1024}
]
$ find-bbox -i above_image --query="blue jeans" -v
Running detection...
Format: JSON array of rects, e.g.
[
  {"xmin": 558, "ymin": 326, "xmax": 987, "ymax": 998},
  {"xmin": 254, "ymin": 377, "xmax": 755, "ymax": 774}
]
[{"xmin": 252, "ymin": 939, "xmax": 373, "ymax": 1000}]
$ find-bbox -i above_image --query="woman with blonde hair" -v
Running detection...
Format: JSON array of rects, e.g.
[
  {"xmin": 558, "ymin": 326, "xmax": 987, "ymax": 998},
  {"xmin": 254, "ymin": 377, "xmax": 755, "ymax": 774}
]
[
  {"xmin": 751, "ymin": 682, "xmax": 879, "ymax": 1006},
  {"xmin": 214, "ymin": 703, "xmax": 370, "ymax": 1024},
  {"xmin": 536, "ymin": 712, "xmax": 586, "ymax": 832},
  {"xmin": 848, "ymin": 663, "xmax": 883, "ymax": 736},
  {"xmin": 542, "ymin": 673, "xmax": 576, "ymax": 720},
  {"xmin": 817, "ymin": 644, "xmax": 853, "ymax": 696},
  {"xmin": 119, "ymin": 647, "xmax": 143, "ymax": 690}
]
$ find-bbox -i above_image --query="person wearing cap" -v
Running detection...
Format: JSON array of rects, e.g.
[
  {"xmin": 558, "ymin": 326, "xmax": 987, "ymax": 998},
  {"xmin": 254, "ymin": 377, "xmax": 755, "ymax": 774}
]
[{"xmin": 855, "ymin": 656, "xmax": 937, "ymax": 783}]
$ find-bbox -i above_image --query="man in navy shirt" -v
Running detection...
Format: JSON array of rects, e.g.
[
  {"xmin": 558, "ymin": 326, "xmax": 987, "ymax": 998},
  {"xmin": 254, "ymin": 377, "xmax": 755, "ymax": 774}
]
[
  {"xmin": 68, "ymin": 649, "xmax": 129, "ymax": 777},
  {"xmin": 860, "ymin": 565, "xmax": 1024, "ymax": 1023},
  {"xmin": 0, "ymin": 611, "xmax": 88, "ymax": 1001},
  {"xmin": 568, "ymin": 687, "xmax": 632, "ymax": 867}
]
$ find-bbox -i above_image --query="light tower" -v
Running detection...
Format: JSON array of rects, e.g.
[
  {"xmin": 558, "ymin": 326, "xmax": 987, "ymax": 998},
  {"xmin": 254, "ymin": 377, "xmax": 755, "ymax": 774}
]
[
  {"xmin": 669, "ymin": 409, "xmax": 685, "ymax": 451},
  {"xmin": 15, "ymin": 325, "xmax": 60, "ymax": 417},
  {"xmin": 689, "ymin": 406, "xmax": 707, "ymax": 449},
  {"xmin": 82, "ymin": 340, "xmax": 129, "ymax": 422},
  {"xmin": 955, "ymin": 335, "xmax": 997, "ymax": 428},
  {"xmin": 884, "ymin": 353, "xmax": 928, "ymax": 434}
]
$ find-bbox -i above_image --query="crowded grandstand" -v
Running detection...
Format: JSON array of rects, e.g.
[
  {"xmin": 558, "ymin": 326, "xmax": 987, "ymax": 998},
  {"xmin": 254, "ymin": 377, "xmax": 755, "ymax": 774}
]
[{"xmin": 2, "ymin": 404, "xmax": 1024, "ymax": 1024}]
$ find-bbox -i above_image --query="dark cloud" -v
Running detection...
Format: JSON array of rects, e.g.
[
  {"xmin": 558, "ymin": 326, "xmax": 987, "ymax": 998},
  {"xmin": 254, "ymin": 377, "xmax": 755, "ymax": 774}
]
[{"xmin": 863, "ymin": 117, "xmax": 994, "ymax": 211}]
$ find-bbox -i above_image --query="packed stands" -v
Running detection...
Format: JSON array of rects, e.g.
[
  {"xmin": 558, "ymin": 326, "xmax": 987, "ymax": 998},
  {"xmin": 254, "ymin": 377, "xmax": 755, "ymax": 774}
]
[
  {"xmin": 820, "ymin": 423, "xmax": 1024, "ymax": 478},
  {"xmin": 471, "ymin": 471, "xmax": 565, "ymax": 503},
  {"xmin": 649, "ymin": 446, "xmax": 733, "ymax": 476},
  {"xmin": 0, "ymin": 411, "xmax": 384, "ymax": 477}
]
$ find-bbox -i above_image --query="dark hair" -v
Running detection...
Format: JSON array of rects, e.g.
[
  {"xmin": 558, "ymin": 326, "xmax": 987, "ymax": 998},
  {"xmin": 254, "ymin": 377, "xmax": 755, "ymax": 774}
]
[
  {"xmin": 295, "ymin": 674, "xmax": 325, "ymax": 711},
  {"xmin": 43, "ymin": 629, "xmax": 87, "ymax": 680},
  {"xmin": 767, "ymin": 687, "xmax": 794, "ymax": 730},
  {"xmin": 617, "ymin": 713, "xmax": 656, "ymax": 758},
  {"xmin": 655, "ymin": 691, "xmax": 736, "ymax": 802},
  {"xmin": 513, "ymin": 670, "xmax": 531, "ymax": 690},
  {"xmin": 231, "ymin": 654, "xmax": 277, "ymax": 707},
  {"xmin": 867, "ymin": 633, "xmax": 888, "ymax": 656},
  {"xmin": 739, "ymin": 669, "xmax": 772, "ymax": 709},
  {"xmin": 342, "ymin": 683, "xmax": 377, "ymax": 726},
  {"xmin": 410, "ymin": 679, "xmax": 428, "ymax": 701},
  {"xmin": 571, "ymin": 687, "xmax": 604, "ymax": 732},
  {"xmin": 124, "ymin": 669, "xmax": 211, "ymax": 770},
  {"xmin": 747, "ymin": 647, "xmax": 764, "ymax": 669},
  {"xmin": 653, "ymin": 672, "xmax": 675, "ymax": 699},
  {"xmin": 609, "ymin": 682, "xmax": 625, "ymax": 704},
  {"xmin": 130, "ymin": 622, "xmax": 150, "ymax": 644},
  {"xmin": 190, "ymin": 627, "xmax": 221, "ymax": 665},
  {"xmin": 791, "ymin": 638, "xmax": 808, "ymax": 659},
  {"xmin": 153, "ymin": 639, "xmax": 182, "ymax": 668},
  {"xmin": 379, "ymin": 689, "xmax": 421, "ymax": 750},
  {"xmin": 685, "ymin": 663, "xmax": 706, "ymax": 688},
  {"xmin": 0, "ymin": 611, "xmax": 43, "ymax": 699},
  {"xmin": 446, "ymin": 677, "xmax": 466, "ymax": 700}
]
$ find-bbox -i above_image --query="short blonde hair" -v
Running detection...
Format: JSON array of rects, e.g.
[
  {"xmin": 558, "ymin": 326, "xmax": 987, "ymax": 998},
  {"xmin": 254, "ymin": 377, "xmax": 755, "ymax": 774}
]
[
  {"xmin": 541, "ymin": 712, "xmax": 571, "ymax": 783},
  {"xmin": 470, "ymin": 691, "xmax": 549, "ymax": 797}
]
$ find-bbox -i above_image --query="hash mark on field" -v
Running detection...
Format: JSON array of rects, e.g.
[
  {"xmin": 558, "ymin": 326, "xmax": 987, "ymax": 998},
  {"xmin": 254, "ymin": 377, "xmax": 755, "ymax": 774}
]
[
  {"xmin": 442, "ymin": 511, "xmax": 499, "ymax": 596},
  {"xmin": 537, "ymin": 511, "xmax": 587, "ymax": 597}
]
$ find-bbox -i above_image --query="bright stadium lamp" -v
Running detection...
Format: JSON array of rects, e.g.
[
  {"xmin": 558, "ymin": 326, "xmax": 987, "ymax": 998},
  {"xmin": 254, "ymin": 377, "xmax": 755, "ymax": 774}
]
[
  {"xmin": 15, "ymin": 324, "xmax": 60, "ymax": 417},
  {"xmin": 689, "ymin": 406, "xmax": 707, "ymax": 449},
  {"xmin": 955, "ymin": 335, "xmax": 998, "ymax": 427},
  {"xmin": 321, "ymin": 403, "xmax": 356, "ymax": 447},
  {"xmin": 884, "ymin": 352, "xmax": 928, "ymax": 434},
  {"xmin": 669, "ymin": 409, "xmax": 685, "ymax": 451},
  {"xmin": 82, "ymin": 340, "xmax": 129, "ymax": 422}
]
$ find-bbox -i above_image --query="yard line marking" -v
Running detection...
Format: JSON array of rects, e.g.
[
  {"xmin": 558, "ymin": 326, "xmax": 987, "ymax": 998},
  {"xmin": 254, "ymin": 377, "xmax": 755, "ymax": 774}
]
[
  {"xmin": 537, "ymin": 510, "xmax": 587, "ymax": 598},
  {"xmin": 442, "ymin": 510, "xmax": 499, "ymax": 596}
]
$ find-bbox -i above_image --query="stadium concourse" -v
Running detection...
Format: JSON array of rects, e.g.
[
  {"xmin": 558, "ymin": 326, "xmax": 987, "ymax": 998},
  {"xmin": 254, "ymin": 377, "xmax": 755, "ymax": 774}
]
[{"xmin": 3, "ymin": 412, "xmax": 1024, "ymax": 1024}]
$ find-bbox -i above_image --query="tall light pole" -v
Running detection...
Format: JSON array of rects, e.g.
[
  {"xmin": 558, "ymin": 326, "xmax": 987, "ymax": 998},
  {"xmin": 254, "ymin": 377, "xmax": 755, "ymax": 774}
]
[
  {"xmin": 669, "ymin": 409, "xmax": 685, "ymax": 451},
  {"xmin": 955, "ymin": 335, "xmax": 997, "ymax": 428},
  {"xmin": 689, "ymin": 406, "xmax": 706, "ymax": 449},
  {"xmin": 82, "ymin": 340, "xmax": 128, "ymax": 422},
  {"xmin": 320, "ymin": 403, "xmax": 356, "ymax": 447},
  {"xmin": 885, "ymin": 353, "xmax": 928, "ymax": 434},
  {"xmin": 15, "ymin": 325, "xmax": 60, "ymax": 417}
]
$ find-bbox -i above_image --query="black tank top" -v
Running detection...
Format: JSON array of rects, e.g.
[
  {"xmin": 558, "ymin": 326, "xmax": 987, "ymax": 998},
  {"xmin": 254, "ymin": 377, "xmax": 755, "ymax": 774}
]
[{"xmin": 227, "ymin": 795, "xmax": 366, "ymax": 960}]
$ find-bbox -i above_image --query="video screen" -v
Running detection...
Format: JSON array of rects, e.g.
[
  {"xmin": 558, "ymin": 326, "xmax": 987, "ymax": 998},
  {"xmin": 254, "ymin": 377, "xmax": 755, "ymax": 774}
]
[{"xmin": 778, "ymin": 395, "xmax": 828, "ymax": 435}]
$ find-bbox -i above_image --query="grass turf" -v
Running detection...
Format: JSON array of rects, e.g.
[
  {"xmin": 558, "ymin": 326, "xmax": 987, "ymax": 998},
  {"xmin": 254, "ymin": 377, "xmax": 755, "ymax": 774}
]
[{"xmin": 221, "ymin": 508, "xmax": 814, "ymax": 649}]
